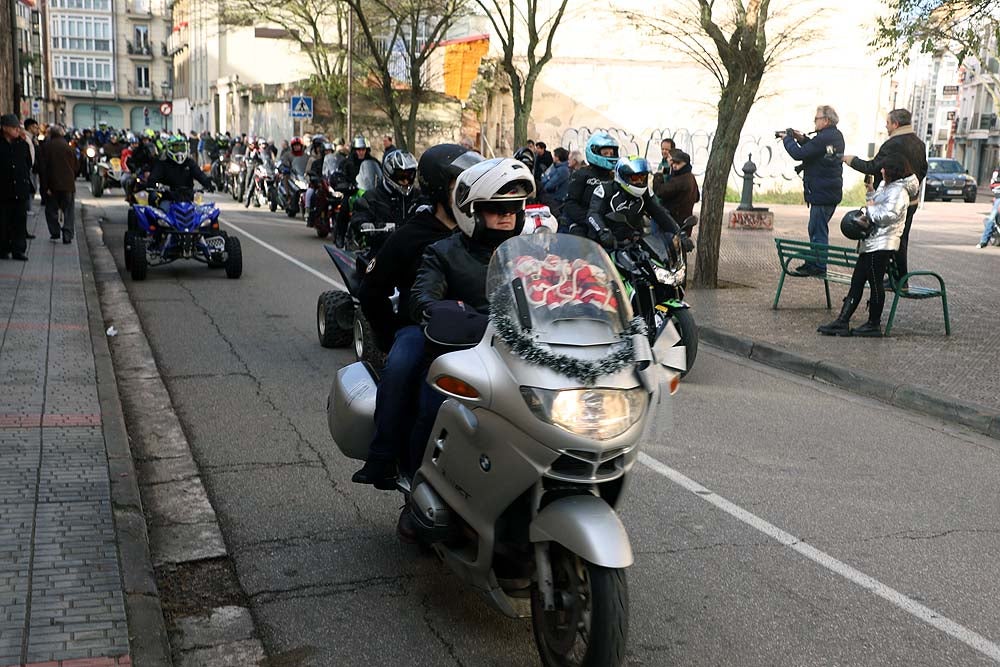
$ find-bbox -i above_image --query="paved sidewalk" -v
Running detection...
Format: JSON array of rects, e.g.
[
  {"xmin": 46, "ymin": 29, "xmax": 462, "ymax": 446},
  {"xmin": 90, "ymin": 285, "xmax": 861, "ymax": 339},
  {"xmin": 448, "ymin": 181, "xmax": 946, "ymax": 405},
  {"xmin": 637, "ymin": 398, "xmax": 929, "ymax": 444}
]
[
  {"xmin": 0, "ymin": 208, "xmax": 132, "ymax": 666},
  {"xmin": 689, "ymin": 201, "xmax": 1000, "ymax": 419}
]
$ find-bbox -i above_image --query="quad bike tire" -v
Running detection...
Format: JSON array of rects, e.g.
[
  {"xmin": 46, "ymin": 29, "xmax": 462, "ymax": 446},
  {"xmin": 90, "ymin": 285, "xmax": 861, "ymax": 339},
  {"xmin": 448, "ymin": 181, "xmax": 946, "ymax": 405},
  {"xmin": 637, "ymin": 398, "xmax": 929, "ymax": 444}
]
[
  {"xmin": 224, "ymin": 236, "xmax": 243, "ymax": 279},
  {"xmin": 317, "ymin": 291, "xmax": 354, "ymax": 348},
  {"xmin": 124, "ymin": 231, "xmax": 135, "ymax": 271},
  {"xmin": 91, "ymin": 172, "xmax": 104, "ymax": 198},
  {"xmin": 129, "ymin": 236, "xmax": 147, "ymax": 281},
  {"xmin": 354, "ymin": 310, "xmax": 385, "ymax": 368}
]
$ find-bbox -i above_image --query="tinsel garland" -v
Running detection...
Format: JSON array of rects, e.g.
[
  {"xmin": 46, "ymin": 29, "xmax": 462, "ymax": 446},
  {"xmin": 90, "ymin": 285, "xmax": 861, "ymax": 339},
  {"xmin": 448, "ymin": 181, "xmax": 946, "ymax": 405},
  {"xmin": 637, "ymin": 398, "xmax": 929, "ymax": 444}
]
[{"xmin": 489, "ymin": 287, "xmax": 647, "ymax": 386}]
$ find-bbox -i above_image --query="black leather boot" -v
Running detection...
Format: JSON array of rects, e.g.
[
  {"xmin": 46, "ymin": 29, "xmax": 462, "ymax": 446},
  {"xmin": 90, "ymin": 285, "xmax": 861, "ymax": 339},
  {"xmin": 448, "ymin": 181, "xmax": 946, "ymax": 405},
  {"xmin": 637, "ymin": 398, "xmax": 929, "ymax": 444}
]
[
  {"xmin": 351, "ymin": 457, "xmax": 398, "ymax": 490},
  {"xmin": 817, "ymin": 296, "xmax": 859, "ymax": 336},
  {"xmin": 851, "ymin": 321, "xmax": 883, "ymax": 337}
]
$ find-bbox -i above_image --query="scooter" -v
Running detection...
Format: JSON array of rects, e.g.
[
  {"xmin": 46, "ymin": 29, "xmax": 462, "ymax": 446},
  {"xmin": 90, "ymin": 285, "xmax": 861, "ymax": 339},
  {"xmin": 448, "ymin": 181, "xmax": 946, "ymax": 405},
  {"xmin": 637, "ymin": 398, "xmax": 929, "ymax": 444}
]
[
  {"xmin": 613, "ymin": 216, "xmax": 698, "ymax": 377},
  {"xmin": 327, "ymin": 233, "xmax": 678, "ymax": 667}
]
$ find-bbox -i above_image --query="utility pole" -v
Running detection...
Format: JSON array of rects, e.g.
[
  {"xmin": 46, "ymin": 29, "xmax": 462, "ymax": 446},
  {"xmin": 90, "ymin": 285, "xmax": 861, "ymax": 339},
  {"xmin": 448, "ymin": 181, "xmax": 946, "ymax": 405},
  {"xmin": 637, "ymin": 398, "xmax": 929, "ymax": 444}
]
[{"xmin": 346, "ymin": 5, "xmax": 353, "ymax": 142}]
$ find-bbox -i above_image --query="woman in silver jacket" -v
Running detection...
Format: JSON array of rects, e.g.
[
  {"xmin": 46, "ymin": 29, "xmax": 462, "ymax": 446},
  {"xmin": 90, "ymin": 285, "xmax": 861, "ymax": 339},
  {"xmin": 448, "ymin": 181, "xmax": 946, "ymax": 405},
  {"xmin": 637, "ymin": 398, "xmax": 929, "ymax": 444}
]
[{"xmin": 818, "ymin": 154, "xmax": 920, "ymax": 337}]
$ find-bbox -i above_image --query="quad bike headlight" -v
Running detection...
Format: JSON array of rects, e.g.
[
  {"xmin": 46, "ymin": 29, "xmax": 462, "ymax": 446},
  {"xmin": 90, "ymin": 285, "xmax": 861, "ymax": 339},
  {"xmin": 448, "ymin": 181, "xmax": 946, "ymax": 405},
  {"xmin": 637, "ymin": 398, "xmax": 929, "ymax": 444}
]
[
  {"xmin": 134, "ymin": 191, "xmax": 149, "ymax": 207},
  {"xmin": 520, "ymin": 387, "xmax": 646, "ymax": 440}
]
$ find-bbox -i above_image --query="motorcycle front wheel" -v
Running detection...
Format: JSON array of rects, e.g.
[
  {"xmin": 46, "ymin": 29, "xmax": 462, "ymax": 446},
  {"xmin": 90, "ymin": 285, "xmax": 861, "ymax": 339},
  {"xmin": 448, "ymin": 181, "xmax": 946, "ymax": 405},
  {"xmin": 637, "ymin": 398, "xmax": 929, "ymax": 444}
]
[
  {"xmin": 659, "ymin": 307, "xmax": 698, "ymax": 378},
  {"xmin": 530, "ymin": 546, "xmax": 628, "ymax": 667}
]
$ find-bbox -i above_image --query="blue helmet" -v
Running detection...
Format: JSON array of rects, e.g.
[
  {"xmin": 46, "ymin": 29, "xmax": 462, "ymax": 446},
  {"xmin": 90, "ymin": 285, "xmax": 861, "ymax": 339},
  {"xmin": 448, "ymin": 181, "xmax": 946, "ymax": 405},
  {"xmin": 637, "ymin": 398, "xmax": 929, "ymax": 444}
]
[
  {"xmin": 614, "ymin": 157, "xmax": 651, "ymax": 197},
  {"xmin": 585, "ymin": 131, "xmax": 620, "ymax": 171}
]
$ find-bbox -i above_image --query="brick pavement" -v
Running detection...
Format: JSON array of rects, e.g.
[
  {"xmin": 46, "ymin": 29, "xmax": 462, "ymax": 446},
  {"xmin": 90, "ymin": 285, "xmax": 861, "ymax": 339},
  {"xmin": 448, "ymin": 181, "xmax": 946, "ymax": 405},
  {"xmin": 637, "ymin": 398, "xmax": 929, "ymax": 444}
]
[
  {"xmin": 0, "ymin": 210, "xmax": 130, "ymax": 666},
  {"xmin": 690, "ymin": 201, "xmax": 1000, "ymax": 412}
]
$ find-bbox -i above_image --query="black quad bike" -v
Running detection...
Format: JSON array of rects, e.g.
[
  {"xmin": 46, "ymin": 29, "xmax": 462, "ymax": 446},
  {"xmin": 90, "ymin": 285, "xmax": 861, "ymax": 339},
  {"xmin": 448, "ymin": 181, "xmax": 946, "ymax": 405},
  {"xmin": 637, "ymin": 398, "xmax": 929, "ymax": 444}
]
[{"xmin": 316, "ymin": 244, "xmax": 387, "ymax": 368}]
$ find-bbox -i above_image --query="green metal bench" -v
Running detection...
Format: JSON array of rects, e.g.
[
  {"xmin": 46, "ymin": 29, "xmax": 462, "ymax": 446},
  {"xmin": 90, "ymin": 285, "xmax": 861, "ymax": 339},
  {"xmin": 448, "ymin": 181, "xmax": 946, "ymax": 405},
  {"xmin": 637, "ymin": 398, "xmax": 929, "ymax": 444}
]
[{"xmin": 773, "ymin": 237, "xmax": 950, "ymax": 336}]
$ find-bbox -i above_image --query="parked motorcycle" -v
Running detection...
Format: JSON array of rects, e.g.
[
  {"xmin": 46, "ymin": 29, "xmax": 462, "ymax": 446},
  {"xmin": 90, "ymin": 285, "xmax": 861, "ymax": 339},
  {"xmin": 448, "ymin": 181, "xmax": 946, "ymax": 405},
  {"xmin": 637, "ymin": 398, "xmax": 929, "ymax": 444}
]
[
  {"xmin": 612, "ymin": 216, "xmax": 698, "ymax": 377},
  {"xmin": 327, "ymin": 233, "xmax": 677, "ymax": 667},
  {"xmin": 90, "ymin": 149, "xmax": 124, "ymax": 198},
  {"xmin": 125, "ymin": 186, "xmax": 242, "ymax": 281}
]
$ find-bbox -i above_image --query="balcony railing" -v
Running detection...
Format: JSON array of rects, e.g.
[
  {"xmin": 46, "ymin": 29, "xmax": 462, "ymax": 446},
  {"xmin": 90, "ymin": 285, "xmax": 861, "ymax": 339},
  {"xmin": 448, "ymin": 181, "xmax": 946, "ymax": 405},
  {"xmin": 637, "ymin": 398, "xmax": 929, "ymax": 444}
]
[
  {"xmin": 127, "ymin": 81, "xmax": 152, "ymax": 96},
  {"xmin": 126, "ymin": 40, "xmax": 153, "ymax": 57}
]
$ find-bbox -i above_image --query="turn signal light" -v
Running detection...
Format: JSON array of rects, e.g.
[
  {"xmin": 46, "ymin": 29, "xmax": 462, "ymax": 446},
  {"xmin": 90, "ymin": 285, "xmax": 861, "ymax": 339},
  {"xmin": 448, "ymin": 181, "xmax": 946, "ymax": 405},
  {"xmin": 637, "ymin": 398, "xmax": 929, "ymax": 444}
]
[
  {"xmin": 435, "ymin": 376, "xmax": 480, "ymax": 399},
  {"xmin": 668, "ymin": 373, "xmax": 680, "ymax": 395}
]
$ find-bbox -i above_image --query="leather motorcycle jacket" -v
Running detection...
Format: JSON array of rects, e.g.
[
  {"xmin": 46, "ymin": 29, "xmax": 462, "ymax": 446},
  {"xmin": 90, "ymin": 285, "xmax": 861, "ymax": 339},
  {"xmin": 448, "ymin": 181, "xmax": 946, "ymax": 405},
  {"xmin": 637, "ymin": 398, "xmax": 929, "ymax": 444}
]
[
  {"xmin": 352, "ymin": 181, "xmax": 418, "ymax": 231},
  {"xmin": 409, "ymin": 233, "xmax": 493, "ymax": 324},
  {"xmin": 585, "ymin": 181, "xmax": 680, "ymax": 247},
  {"xmin": 562, "ymin": 165, "xmax": 612, "ymax": 230},
  {"xmin": 860, "ymin": 175, "xmax": 919, "ymax": 254},
  {"xmin": 147, "ymin": 157, "xmax": 214, "ymax": 192}
]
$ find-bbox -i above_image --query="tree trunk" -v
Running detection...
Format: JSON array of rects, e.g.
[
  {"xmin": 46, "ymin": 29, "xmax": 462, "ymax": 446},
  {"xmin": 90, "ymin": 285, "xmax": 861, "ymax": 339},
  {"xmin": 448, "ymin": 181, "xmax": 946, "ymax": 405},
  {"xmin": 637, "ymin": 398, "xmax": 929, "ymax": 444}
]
[{"xmin": 693, "ymin": 80, "xmax": 760, "ymax": 288}]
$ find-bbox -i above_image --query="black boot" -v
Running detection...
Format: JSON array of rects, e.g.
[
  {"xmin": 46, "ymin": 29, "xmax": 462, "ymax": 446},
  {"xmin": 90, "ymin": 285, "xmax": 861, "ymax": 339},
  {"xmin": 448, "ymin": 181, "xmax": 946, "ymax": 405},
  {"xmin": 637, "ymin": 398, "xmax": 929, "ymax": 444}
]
[
  {"xmin": 817, "ymin": 297, "xmax": 859, "ymax": 336},
  {"xmin": 351, "ymin": 457, "xmax": 398, "ymax": 490},
  {"xmin": 851, "ymin": 321, "xmax": 883, "ymax": 337}
]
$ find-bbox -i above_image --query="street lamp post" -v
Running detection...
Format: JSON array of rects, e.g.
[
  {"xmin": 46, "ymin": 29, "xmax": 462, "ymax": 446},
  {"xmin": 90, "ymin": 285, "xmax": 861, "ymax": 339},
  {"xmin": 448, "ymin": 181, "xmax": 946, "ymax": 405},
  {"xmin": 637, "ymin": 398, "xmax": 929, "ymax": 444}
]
[
  {"xmin": 160, "ymin": 81, "xmax": 171, "ymax": 131},
  {"xmin": 90, "ymin": 84, "xmax": 98, "ymax": 129}
]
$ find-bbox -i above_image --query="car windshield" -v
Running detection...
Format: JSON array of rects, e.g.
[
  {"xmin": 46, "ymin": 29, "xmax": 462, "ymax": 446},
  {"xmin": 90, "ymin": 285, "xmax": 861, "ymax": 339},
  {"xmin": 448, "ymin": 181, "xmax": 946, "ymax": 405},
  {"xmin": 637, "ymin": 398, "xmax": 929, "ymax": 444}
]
[
  {"xmin": 928, "ymin": 160, "xmax": 963, "ymax": 173},
  {"xmin": 487, "ymin": 234, "xmax": 632, "ymax": 346}
]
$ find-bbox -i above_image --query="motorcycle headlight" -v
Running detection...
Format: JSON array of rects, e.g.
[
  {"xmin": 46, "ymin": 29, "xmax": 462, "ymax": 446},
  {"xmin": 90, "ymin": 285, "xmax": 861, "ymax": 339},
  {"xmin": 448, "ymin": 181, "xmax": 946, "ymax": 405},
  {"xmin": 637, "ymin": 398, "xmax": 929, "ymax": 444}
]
[
  {"xmin": 86, "ymin": 146, "xmax": 97, "ymax": 158},
  {"xmin": 228, "ymin": 162, "xmax": 241, "ymax": 174},
  {"xmin": 654, "ymin": 264, "xmax": 685, "ymax": 286},
  {"xmin": 520, "ymin": 387, "xmax": 646, "ymax": 440}
]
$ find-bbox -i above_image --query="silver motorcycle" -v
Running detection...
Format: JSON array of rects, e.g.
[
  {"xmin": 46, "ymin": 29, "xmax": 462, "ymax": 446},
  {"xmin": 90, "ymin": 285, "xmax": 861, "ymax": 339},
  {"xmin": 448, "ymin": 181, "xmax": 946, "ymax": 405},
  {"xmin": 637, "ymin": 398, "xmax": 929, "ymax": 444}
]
[{"xmin": 328, "ymin": 233, "xmax": 677, "ymax": 666}]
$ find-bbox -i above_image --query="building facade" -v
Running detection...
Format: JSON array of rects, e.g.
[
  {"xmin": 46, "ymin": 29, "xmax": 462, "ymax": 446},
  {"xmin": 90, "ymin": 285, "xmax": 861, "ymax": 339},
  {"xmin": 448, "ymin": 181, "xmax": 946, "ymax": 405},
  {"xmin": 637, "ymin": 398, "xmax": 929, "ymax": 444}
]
[
  {"xmin": 47, "ymin": 0, "xmax": 173, "ymax": 130},
  {"xmin": 952, "ymin": 47, "xmax": 1000, "ymax": 184},
  {"xmin": 168, "ymin": 0, "xmax": 315, "ymax": 136},
  {"xmin": 900, "ymin": 50, "xmax": 961, "ymax": 159},
  {"xmin": 14, "ymin": 0, "xmax": 53, "ymax": 122}
]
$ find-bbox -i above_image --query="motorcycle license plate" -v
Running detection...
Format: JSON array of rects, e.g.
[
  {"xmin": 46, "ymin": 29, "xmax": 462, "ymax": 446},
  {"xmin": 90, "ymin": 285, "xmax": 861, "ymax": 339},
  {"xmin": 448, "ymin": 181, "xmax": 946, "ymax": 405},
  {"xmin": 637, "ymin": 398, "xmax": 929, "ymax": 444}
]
[
  {"xmin": 946, "ymin": 189, "xmax": 962, "ymax": 195},
  {"xmin": 111, "ymin": 158, "xmax": 121, "ymax": 169}
]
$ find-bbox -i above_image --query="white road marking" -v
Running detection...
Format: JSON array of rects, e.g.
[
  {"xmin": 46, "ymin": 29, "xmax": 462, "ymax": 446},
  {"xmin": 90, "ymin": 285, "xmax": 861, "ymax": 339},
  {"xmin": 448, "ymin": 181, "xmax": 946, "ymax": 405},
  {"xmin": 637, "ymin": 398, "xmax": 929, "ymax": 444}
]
[
  {"xmin": 638, "ymin": 452, "xmax": 1000, "ymax": 663},
  {"xmin": 220, "ymin": 219, "xmax": 345, "ymax": 290}
]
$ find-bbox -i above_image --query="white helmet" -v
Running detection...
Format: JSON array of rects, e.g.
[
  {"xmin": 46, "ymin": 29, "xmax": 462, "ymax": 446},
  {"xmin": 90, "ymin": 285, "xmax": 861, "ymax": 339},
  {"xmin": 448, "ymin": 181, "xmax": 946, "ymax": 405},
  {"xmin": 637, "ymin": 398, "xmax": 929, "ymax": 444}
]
[{"xmin": 452, "ymin": 158, "xmax": 536, "ymax": 243}]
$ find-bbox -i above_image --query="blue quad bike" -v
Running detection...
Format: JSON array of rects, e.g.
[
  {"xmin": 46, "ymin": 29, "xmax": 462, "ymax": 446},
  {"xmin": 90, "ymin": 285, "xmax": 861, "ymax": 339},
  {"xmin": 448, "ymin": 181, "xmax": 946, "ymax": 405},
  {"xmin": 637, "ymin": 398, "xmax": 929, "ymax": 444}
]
[{"xmin": 124, "ymin": 186, "xmax": 243, "ymax": 281}]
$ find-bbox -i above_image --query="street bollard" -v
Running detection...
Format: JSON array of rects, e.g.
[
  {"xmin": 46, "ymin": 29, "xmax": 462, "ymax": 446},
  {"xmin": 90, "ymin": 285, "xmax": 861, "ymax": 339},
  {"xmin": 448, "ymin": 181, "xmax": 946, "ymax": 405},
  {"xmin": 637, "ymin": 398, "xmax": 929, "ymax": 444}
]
[
  {"xmin": 728, "ymin": 152, "xmax": 774, "ymax": 230},
  {"xmin": 737, "ymin": 153, "xmax": 757, "ymax": 211}
]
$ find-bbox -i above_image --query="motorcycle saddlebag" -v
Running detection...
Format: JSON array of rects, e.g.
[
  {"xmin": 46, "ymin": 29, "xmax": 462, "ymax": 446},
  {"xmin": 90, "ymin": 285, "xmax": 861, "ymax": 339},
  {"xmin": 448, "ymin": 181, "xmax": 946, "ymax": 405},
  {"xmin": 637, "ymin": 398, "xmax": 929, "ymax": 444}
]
[{"xmin": 327, "ymin": 362, "xmax": 377, "ymax": 461}]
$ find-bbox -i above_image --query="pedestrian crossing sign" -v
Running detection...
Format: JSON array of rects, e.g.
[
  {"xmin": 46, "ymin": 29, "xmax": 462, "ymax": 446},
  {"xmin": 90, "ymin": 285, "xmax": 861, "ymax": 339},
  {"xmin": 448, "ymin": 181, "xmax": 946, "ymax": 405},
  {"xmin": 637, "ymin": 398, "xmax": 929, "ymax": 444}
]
[{"xmin": 290, "ymin": 96, "xmax": 314, "ymax": 120}]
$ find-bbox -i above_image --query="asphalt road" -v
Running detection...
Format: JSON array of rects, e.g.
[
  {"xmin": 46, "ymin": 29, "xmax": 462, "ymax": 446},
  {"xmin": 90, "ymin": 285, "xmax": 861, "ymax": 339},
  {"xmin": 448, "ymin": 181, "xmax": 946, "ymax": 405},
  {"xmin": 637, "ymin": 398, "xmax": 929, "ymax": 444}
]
[{"xmin": 88, "ymin": 191, "xmax": 1000, "ymax": 666}]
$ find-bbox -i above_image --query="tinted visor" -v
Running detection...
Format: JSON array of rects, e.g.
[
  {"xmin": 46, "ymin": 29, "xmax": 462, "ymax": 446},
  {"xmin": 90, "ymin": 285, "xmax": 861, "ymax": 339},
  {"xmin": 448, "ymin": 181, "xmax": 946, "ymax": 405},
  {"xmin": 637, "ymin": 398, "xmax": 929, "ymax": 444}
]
[
  {"xmin": 626, "ymin": 172, "xmax": 648, "ymax": 187},
  {"xmin": 391, "ymin": 168, "xmax": 416, "ymax": 185},
  {"xmin": 477, "ymin": 199, "xmax": 524, "ymax": 215}
]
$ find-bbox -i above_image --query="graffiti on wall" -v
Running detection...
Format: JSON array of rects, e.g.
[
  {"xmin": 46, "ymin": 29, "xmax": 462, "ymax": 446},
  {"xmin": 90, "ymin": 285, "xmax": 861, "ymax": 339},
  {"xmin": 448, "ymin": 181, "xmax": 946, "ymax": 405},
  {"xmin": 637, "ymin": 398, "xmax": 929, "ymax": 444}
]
[{"xmin": 560, "ymin": 126, "xmax": 801, "ymax": 185}]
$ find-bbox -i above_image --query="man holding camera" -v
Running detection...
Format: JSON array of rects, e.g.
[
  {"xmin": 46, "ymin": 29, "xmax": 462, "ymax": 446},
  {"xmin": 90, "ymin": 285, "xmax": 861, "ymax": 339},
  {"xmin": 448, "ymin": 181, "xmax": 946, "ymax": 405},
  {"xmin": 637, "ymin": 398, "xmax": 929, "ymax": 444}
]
[{"xmin": 778, "ymin": 105, "xmax": 845, "ymax": 276}]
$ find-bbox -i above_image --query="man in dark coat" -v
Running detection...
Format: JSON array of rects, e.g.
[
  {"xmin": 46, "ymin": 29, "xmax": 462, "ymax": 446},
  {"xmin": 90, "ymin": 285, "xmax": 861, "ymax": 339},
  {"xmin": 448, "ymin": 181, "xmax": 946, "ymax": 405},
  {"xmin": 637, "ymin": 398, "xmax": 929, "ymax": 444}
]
[
  {"xmin": 780, "ymin": 104, "xmax": 845, "ymax": 275},
  {"xmin": 37, "ymin": 125, "xmax": 79, "ymax": 243},
  {"xmin": 843, "ymin": 108, "xmax": 928, "ymax": 277},
  {"xmin": 0, "ymin": 115, "xmax": 34, "ymax": 260},
  {"xmin": 653, "ymin": 149, "xmax": 700, "ymax": 224}
]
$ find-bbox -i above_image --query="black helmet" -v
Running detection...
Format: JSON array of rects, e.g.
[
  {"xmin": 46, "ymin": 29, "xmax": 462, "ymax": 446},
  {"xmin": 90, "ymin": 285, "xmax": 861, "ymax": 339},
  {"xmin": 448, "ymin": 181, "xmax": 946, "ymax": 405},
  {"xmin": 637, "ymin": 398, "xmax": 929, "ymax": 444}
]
[
  {"xmin": 840, "ymin": 209, "xmax": 871, "ymax": 240},
  {"xmin": 513, "ymin": 146, "xmax": 535, "ymax": 171},
  {"xmin": 382, "ymin": 149, "xmax": 418, "ymax": 196},
  {"xmin": 417, "ymin": 144, "xmax": 484, "ymax": 213}
]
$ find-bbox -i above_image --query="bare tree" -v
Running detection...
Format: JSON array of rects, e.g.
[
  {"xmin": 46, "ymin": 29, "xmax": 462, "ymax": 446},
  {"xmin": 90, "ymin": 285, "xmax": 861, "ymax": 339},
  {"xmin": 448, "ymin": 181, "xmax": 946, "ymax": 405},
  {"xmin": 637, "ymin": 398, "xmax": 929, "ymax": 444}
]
[
  {"xmin": 345, "ymin": 0, "xmax": 469, "ymax": 151},
  {"xmin": 223, "ymin": 0, "xmax": 350, "ymax": 134},
  {"xmin": 473, "ymin": 0, "xmax": 571, "ymax": 147},
  {"xmin": 622, "ymin": 0, "xmax": 810, "ymax": 288}
]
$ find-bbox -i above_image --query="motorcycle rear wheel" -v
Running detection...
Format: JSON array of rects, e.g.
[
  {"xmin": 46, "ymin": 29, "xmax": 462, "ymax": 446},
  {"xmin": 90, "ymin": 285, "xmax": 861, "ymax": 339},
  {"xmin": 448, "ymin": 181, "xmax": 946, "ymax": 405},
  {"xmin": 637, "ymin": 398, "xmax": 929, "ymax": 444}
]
[{"xmin": 530, "ymin": 546, "xmax": 628, "ymax": 667}]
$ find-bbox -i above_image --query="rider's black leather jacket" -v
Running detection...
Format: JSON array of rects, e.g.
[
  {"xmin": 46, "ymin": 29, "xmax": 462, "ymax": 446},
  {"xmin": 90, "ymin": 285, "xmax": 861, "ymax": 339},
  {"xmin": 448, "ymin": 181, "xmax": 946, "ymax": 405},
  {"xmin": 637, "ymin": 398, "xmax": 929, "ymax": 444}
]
[
  {"xmin": 562, "ymin": 165, "xmax": 613, "ymax": 229},
  {"xmin": 148, "ymin": 157, "xmax": 213, "ymax": 192},
  {"xmin": 352, "ymin": 181, "xmax": 418, "ymax": 231},
  {"xmin": 409, "ymin": 233, "xmax": 493, "ymax": 324}
]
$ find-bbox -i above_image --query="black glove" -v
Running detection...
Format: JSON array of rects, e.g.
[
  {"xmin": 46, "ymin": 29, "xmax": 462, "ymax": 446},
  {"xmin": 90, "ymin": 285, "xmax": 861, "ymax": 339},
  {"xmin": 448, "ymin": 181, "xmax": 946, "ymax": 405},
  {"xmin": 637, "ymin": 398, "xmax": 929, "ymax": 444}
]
[
  {"xmin": 206, "ymin": 185, "xmax": 216, "ymax": 193},
  {"xmin": 596, "ymin": 227, "xmax": 616, "ymax": 250},
  {"xmin": 681, "ymin": 235, "xmax": 694, "ymax": 252}
]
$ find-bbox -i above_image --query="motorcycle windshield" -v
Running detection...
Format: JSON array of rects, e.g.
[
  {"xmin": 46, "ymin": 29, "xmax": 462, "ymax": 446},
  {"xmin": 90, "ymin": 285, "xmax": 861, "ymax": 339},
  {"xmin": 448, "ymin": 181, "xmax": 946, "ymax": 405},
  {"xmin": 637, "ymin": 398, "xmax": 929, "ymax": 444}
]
[
  {"xmin": 322, "ymin": 155, "xmax": 342, "ymax": 179},
  {"xmin": 487, "ymin": 235, "xmax": 633, "ymax": 345},
  {"xmin": 356, "ymin": 161, "xmax": 381, "ymax": 192},
  {"xmin": 291, "ymin": 155, "xmax": 309, "ymax": 177}
]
